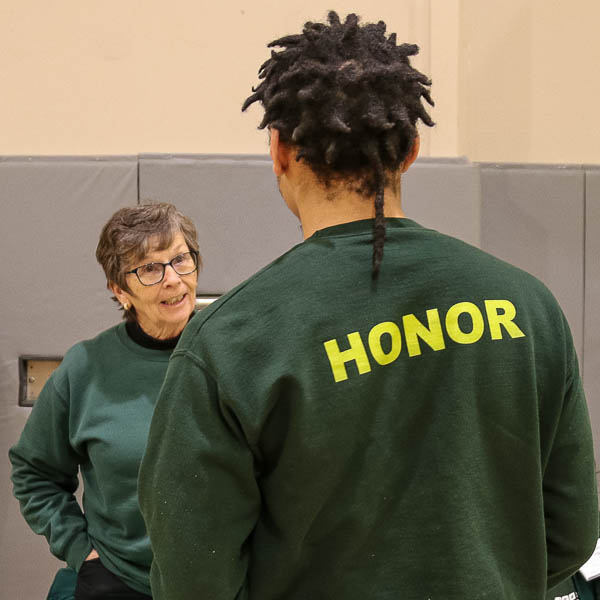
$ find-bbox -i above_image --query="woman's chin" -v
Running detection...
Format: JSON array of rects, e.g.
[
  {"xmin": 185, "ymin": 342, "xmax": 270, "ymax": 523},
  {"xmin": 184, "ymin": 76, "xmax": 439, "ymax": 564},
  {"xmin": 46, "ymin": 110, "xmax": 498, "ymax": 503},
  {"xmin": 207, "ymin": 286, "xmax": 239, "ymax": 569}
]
[{"xmin": 159, "ymin": 301, "xmax": 193, "ymax": 332}]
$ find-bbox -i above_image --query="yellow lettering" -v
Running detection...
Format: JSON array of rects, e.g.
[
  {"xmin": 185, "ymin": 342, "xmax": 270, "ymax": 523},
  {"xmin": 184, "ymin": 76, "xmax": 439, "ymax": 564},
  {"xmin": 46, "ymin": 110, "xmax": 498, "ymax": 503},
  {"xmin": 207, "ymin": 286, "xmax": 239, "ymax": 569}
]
[
  {"xmin": 368, "ymin": 322, "xmax": 402, "ymax": 365},
  {"xmin": 324, "ymin": 299, "xmax": 526, "ymax": 382},
  {"xmin": 445, "ymin": 302, "xmax": 485, "ymax": 344},
  {"xmin": 485, "ymin": 300, "xmax": 526, "ymax": 340},
  {"xmin": 323, "ymin": 332, "xmax": 372, "ymax": 383},
  {"xmin": 402, "ymin": 309, "xmax": 445, "ymax": 357}
]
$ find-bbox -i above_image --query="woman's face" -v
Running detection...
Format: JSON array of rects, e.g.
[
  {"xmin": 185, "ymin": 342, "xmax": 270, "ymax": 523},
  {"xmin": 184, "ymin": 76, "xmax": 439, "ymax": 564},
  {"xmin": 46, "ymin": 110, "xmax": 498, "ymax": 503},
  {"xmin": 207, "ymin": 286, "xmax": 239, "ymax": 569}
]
[{"xmin": 111, "ymin": 231, "xmax": 198, "ymax": 339}]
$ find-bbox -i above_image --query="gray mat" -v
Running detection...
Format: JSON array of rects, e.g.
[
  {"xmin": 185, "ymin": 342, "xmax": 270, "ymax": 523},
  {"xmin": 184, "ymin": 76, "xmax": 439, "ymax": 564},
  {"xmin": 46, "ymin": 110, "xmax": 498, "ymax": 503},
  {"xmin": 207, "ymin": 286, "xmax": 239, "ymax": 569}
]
[
  {"xmin": 1, "ymin": 154, "xmax": 599, "ymax": 599},
  {"xmin": 139, "ymin": 154, "xmax": 303, "ymax": 295},
  {"xmin": 0, "ymin": 156, "xmax": 138, "ymax": 599},
  {"xmin": 480, "ymin": 164, "xmax": 585, "ymax": 360}
]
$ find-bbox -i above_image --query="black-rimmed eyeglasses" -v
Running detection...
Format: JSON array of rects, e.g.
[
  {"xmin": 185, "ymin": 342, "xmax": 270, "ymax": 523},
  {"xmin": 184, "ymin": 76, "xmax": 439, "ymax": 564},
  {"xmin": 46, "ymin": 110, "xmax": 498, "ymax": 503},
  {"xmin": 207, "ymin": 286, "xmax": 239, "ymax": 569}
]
[{"xmin": 125, "ymin": 251, "xmax": 199, "ymax": 286}]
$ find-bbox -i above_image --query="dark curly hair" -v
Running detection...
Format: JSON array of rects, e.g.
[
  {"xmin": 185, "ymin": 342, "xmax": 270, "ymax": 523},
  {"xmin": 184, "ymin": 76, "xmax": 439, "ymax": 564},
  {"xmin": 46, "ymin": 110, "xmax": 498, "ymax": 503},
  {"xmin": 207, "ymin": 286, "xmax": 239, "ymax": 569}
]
[{"xmin": 242, "ymin": 11, "xmax": 434, "ymax": 277}]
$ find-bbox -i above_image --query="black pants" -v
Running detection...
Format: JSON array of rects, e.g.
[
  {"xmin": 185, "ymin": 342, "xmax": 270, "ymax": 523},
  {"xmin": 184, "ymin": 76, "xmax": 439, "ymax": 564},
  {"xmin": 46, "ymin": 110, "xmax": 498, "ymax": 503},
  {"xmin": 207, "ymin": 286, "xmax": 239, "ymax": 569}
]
[{"xmin": 74, "ymin": 558, "xmax": 152, "ymax": 600}]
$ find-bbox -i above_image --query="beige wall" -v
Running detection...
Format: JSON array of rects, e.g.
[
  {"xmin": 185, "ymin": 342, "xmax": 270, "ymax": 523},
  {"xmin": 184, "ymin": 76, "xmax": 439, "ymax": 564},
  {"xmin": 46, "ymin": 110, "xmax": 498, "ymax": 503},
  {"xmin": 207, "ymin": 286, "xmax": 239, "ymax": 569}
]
[
  {"xmin": 458, "ymin": 0, "xmax": 600, "ymax": 164},
  {"xmin": 1, "ymin": 0, "xmax": 599, "ymax": 163}
]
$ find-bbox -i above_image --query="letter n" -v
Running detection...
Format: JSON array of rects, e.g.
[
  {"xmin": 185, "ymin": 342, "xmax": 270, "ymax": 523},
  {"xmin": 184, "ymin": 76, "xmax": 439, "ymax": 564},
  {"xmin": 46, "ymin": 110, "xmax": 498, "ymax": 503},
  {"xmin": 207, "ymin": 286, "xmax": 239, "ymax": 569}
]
[{"xmin": 402, "ymin": 309, "xmax": 446, "ymax": 357}]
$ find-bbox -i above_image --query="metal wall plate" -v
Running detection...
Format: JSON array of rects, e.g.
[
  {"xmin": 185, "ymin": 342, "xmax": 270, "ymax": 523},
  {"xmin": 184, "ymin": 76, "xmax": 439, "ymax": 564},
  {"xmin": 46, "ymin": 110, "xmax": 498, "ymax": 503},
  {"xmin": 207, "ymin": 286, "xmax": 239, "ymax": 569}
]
[{"xmin": 18, "ymin": 356, "xmax": 63, "ymax": 407}]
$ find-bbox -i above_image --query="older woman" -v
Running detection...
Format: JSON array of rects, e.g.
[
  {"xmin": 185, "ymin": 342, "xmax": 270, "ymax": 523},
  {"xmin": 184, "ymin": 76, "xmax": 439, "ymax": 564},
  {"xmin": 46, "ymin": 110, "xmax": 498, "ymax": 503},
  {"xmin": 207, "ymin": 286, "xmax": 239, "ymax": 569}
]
[{"xmin": 9, "ymin": 203, "xmax": 200, "ymax": 600}]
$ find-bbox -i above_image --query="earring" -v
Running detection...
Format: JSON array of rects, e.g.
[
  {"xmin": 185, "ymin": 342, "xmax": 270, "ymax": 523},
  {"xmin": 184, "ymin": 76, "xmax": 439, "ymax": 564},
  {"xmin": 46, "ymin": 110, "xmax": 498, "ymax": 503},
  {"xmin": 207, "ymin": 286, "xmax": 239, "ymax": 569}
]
[{"xmin": 123, "ymin": 302, "xmax": 130, "ymax": 311}]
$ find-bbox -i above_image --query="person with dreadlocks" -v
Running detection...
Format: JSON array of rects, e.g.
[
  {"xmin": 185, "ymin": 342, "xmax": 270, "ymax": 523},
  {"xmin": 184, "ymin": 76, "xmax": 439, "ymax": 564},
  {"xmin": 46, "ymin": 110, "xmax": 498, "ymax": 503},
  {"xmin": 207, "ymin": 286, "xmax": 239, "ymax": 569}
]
[{"xmin": 139, "ymin": 11, "xmax": 597, "ymax": 599}]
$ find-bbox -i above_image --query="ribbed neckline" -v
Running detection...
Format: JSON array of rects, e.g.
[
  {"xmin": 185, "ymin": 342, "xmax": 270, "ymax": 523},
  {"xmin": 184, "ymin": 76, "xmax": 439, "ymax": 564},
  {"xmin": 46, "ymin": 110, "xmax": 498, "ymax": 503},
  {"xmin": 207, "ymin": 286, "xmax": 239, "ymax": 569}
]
[
  {"xmin": 113, "ymin": 322, "xmax": 172, "ymax": 360},
  {"xmin": 308, "ymin": 218, "xmax": 422, "ymax": 240},
  {"xmin": 125, "ymin": 320, "xmax": 182, "ymax": 350}
]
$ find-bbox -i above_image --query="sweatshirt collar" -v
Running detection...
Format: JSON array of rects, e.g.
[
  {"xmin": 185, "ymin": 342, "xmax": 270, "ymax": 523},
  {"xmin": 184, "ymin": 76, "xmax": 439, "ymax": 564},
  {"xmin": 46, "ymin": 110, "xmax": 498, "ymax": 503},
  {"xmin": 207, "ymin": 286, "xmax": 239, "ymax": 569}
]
[{"xmin": 307, "ymin": 217, "xmax": 422, "ymax": 241}]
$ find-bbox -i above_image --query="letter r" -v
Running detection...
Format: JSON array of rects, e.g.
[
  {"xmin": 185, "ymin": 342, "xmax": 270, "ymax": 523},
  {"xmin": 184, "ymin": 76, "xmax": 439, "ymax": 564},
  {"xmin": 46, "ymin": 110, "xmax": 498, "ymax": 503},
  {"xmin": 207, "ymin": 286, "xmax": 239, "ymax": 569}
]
[{"xmin": 485, "ymin": 300, "xmax": 526, "ymax": 340}]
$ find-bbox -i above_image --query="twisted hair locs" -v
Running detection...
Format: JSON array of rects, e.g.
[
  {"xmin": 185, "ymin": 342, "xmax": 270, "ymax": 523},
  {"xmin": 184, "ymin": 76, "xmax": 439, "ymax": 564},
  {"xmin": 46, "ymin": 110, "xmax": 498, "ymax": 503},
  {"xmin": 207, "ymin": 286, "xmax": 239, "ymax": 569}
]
[{"xmin": 242, "ymin": 11, "xmax": 434, "ymax": 277}]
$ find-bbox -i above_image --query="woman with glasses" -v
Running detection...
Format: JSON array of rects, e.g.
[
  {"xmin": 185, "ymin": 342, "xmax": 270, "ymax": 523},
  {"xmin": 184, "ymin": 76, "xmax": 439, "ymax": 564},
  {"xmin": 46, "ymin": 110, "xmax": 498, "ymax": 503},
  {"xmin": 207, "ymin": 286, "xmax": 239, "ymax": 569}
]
[{"xmin": 9, "ymin": 203, "xmax": 201, "ymax": 600}]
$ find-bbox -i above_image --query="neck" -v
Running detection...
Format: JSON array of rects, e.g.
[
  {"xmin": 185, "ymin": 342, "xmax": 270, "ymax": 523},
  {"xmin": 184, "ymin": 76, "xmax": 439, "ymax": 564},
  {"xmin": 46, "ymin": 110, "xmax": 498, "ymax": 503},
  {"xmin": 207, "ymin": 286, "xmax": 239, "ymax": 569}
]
[
  {"xmin": 126, "ymin": 320, "xmax": 182, "ymax": 350},
  {"xmin": 272, "ymin": 134, "xmax": 417, "ymax": 239},
  {"xmin": 291, "ymin": 178, "xmax": 406, "ymax": 240},
  {"xmin": 136, "ymin": 318, "xmax": 188, "ymax": 340}
]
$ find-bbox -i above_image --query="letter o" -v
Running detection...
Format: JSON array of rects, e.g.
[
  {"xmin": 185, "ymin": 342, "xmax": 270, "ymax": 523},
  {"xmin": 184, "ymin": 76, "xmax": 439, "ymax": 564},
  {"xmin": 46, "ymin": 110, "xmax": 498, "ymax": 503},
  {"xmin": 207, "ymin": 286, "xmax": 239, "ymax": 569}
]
[
  {"xmin": 445, "ymin": 302, "xmax": 485, "ymax": 344},
  {"xmin": 368, "ymin": 322, "xmax": 402, "ymax": 365}
]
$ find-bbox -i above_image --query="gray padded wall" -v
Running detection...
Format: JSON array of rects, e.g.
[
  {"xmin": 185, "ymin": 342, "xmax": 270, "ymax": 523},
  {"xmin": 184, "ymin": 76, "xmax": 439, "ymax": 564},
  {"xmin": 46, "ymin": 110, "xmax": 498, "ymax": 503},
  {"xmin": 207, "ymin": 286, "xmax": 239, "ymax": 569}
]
[
  {"xmin": 585, "ymin": 167, "xmax": 600, "ymax": 470},
  {"xmin": 0, "ymin": 157, "xmax": 138, "ymax": 599},
  {"xmin": 403, "ymin": 157, "xmax": 481, "ymax": 247},
  {"xmin": 139, "ymin": 155, "xmax": 303, "ymax": 295},
  {"xmin": 480, "ymin": 165, "xmax": 585, "ymax": 360},
  {"xmin": 1, "ymin": 155, "xmax": 599, "ymax": 598},
  {"xmin": 139, "ymin": 156, "xmax": 482, "ymax": 294}
]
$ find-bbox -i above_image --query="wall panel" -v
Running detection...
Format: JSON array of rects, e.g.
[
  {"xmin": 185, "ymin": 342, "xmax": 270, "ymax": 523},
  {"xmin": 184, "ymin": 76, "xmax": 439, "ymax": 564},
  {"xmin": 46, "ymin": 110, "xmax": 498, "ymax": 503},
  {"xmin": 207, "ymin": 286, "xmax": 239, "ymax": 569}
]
[
  {"xmin": 139, "ymin": 155, "xmax": 303, "ymax": 295},
  {"xmin": 1, "ymin": 155, "xmax": 599, "ymax": 598},
  {"xmin": 480, "ymin": 165, "xmax": 585, "ymax": 360},
  {"xmin": 584, "ymin": 167, "xmax": 600, "ymax": 469},
  {"xmin": 0, "ymin": 157, "xmax": 138, "ymax": 599},
  {"xmin": 403, "ymin": 157, "xmax": 481, "ymax": 247}
]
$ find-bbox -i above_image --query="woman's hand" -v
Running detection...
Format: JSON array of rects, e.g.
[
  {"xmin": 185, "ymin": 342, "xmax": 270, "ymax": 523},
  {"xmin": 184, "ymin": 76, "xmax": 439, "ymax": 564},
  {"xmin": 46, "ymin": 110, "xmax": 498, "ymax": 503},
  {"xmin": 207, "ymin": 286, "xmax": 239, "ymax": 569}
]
[{"xmin": 85, "ymin": 549, "xmax": 99, "ymax": 561}]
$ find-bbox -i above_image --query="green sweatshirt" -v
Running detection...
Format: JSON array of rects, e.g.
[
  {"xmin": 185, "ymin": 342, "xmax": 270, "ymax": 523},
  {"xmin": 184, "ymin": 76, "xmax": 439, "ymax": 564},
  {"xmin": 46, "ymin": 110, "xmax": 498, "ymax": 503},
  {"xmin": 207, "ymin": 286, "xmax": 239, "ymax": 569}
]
[
  {"xmin": 10, "ymin": 322, "xmax": 172, "ymax": 596},
  {"xmin": 139, "ymin": 218, "xmax": 598, "ymax": 600}
]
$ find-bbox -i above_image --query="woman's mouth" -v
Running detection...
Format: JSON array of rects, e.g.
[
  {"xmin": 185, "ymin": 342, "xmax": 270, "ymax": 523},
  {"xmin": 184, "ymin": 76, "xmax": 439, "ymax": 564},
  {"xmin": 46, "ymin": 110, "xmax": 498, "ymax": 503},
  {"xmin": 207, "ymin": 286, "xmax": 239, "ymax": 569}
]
[{"xmin": 161, "ymin": 293, "xmax": 186, "ymax": 306}]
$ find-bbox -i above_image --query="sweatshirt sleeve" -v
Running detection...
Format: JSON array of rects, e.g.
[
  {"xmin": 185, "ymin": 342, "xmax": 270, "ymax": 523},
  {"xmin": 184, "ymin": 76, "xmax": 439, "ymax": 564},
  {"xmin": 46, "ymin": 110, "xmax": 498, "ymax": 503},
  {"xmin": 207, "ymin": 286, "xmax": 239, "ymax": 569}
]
[
  {"xmin": 139, "ymin": 350, "xmax": 260, "ymax": 600},
  {"xmin": 9, "ymin": 373, "xmax": 93, "ymax": 571},
  {"xmin": 543, "ymin": 335, "xmax": 598, "ymax": 589}
]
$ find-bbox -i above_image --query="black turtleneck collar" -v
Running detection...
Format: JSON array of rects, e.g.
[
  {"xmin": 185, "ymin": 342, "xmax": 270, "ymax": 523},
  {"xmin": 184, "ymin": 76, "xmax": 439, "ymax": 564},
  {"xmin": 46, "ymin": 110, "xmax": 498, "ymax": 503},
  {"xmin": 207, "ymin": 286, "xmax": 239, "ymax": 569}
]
[{"xmin": 125, "ymin": 319, "xmax": 182, "ymax": 350}]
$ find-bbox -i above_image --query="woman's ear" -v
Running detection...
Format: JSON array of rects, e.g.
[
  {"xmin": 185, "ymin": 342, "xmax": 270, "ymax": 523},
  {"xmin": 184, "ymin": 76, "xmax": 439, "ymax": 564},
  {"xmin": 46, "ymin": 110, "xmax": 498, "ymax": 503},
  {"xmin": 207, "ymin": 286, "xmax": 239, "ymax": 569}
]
[{"xmin": 109, "ymin": 282, "xmax": 130, "ymax": 307}]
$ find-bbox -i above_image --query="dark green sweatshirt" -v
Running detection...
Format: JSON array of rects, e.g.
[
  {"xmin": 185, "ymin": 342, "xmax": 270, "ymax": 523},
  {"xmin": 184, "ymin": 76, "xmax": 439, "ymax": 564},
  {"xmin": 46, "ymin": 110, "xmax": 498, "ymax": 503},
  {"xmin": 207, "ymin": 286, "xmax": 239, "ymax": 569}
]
[
  {"xmin": 10, "ymin": 322, "xmax": 172, "ymax": 596},
  {"xmin": 139, "ymin": 218, "xmax": 598, "ymax": 599}
]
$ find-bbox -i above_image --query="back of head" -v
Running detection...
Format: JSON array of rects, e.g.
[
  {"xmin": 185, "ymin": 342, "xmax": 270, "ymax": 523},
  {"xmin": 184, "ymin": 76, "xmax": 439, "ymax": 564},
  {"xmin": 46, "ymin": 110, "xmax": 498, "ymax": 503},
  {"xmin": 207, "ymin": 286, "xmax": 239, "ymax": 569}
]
[{"xmin": 243, "ymin": 11, "xmax": 435, "ymax": 276}]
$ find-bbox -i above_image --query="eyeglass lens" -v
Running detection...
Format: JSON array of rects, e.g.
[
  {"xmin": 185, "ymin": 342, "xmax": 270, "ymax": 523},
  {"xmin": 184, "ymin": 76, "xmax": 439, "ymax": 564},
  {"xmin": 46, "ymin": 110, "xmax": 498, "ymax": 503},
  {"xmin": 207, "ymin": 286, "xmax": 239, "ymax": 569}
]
[{"xmin": 137, "ymin": 252, "xmax": 197, "ymax": 285}]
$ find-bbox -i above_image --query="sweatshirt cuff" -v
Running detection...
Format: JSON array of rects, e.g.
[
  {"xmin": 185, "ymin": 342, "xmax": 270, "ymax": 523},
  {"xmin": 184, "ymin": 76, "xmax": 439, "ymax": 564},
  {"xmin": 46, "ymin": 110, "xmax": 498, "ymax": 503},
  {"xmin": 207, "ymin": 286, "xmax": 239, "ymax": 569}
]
[{"xmin": 65, "ymin": 535, "xmax": 93, "ymax": 572}]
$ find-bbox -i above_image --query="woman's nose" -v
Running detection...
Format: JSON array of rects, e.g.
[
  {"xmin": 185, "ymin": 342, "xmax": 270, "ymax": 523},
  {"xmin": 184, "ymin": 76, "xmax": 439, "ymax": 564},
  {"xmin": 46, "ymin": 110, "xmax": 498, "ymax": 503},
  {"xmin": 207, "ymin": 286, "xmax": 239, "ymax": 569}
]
[{"xmin": 162, "ymin": 264, "xmax": 182, "ymax": 285}]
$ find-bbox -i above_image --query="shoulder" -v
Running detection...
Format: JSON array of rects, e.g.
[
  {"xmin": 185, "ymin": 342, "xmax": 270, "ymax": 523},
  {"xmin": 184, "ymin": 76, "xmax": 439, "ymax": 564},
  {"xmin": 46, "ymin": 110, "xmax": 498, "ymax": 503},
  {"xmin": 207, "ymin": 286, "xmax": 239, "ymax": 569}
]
[
  {"xmin": 420, "ymin": 226, "xmax": 558, "ymax": 298},
  {"xmin": 62, "ymin": 323, "xmax": 121, "ymax": 361},
  {"xmin": 182, "ymin": 243, "xmax": 309, "ymax": 340},
  {"xmin": 54, "ymin": 323, "xmax": 123, "ymax": 386},
  {"xmin": 418, "ymin": 228, "xmax": 571, "ymax": 342}
]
